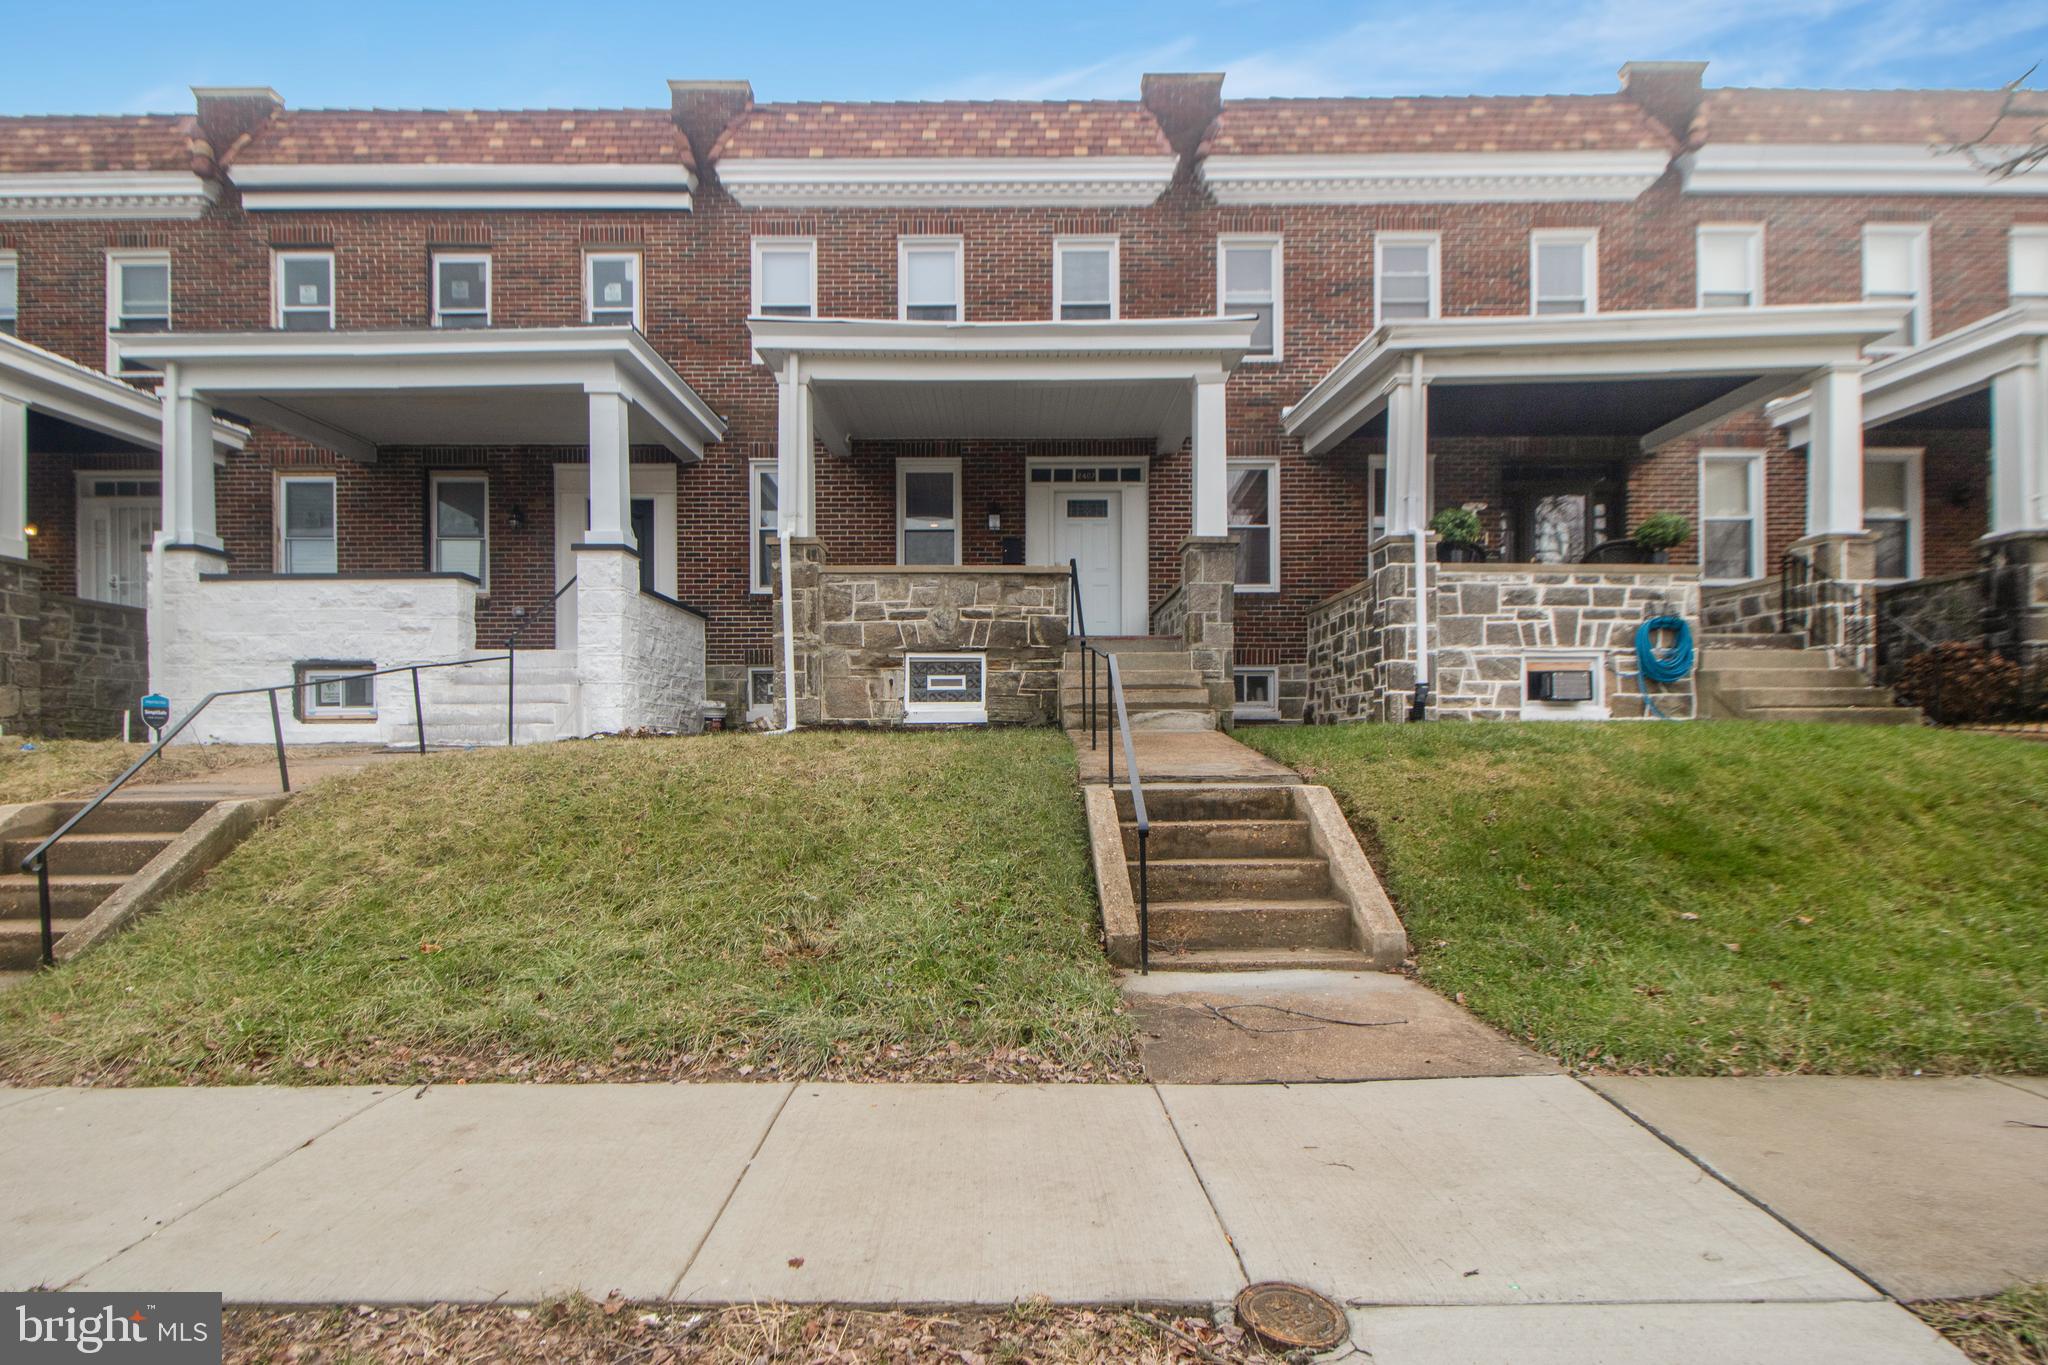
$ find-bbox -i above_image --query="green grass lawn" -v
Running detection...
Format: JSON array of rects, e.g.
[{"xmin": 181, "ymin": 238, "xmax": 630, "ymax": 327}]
[
  {"xmin": 0, "ymin": 730, "xmax": 1135, "ymax": 1085},
  {"xmin": 1916, "ymin": 1284, "xmax": 2048, "ymax": 1365},
  {"xmin": 1244, "ymin": 722, "xmax": 2048, "ymax": 1075},
  {"xmin": 0, "ymin": 739, "xmax": 266, "ymax": 804}
]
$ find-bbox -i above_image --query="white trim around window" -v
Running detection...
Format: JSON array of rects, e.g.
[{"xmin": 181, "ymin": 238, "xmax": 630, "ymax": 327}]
[
  {"xmin": 2012, "ymin": 225, "xmax": 2048, "ymax": 301},
  {"xmin": 897, "ymin": 235, "xmax": 964, "ymax": 322},
  {"xmin": 1530, "ymin": 228, "xmax": 1598, "ymax": 316},
  {"xmin": 584, "ymin": 250, "xmax": 641, "ymax": 328},
  {"xmin": 1374, "ymin": 231, "xmax": 1440, "ymax": 326},
  {"xmin": 431, "ymin": 251, "xmax": 491, "ymax": 328},
  {"xmin": 1864, "ymin": 446, "xmax": 1923, "ymax": 583},
  {"xmin": 1053, "ymin": 235, "xmax": 1118, "ymax": 321},
  {"xmin": 1698, "ymin": 449, "xmax": 1764, "ymax": 585},
  {"xmin": 1217, "ymin": 234, "xmax": 1282, "ymax": 362},
  {"xmin": 1862, "ymin": 223, "xmax": 1931, "ymax": 352},
  {"xmin": 0, "ymin": 250, "xmax": 17, "ymax": 335},
  {"xmin": 276, "ymin": 473, "xmax": 338, "ymax": 575},
  {"xmin": 272, "ymin": 249, "xmax": 335, "ymax": 331},
  {"xmin": 748, "ymin": 459, "xmax": 779, "ymax": 594},
  {"xmin": 1227, "ymin": 458, "xmax": 1279, "ymax": 593},
  {"xmin": 896, "ymin": 456, "xmax": 962, "ymax": 566},
  {"xmin": 1233, "ymin": 667, "xmax": 1280, "ymax": 721},
  {"xmin": 105, "ymin": 248, "xmax": 171, "ymax": 374},
  {"xmin": 1696, "ymin": 224, "xmax": 1764, "ymax": 309},
  {"xmin": 428, "ymin": 472, "xmax": 489, "ymax": 587},
  {"xmin": 751, "ymin": 236, "xmax": 818, "ymax": 319},
  {"xmin": 296, "ymin": 664, "xmax": 378, "ymax": 721}
]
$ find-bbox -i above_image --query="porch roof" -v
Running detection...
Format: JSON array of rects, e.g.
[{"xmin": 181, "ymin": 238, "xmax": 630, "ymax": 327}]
[
  {"xmin": 1768, "ymin": 303, "xmax": 2048, "ymax": 447},
  {"xmin": 118, "ymin": 326, "xmax": 727, "ymax": 461},
  {"xmin": 747, "ymin": 315, "xmax": 1260, "ymax": 454},
  {"xmin": 1283, "ymin": 303, "xmax": 1908, "ymax": 457},
  {"xmin": 0, "ymin": 330, "xmax": 244, "ymax": 453}
]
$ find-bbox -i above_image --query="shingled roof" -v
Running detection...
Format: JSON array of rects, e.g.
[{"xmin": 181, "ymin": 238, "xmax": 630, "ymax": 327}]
[
  {"xmin": 714, "ymin": 101, "xmax": 1173, "ymax": 159},
  {"xmin": 0, "ymin": 115, "xmax": 196, "ymax": 174},
  {"xmin": 234, "ymin": 108, "xmax": 693, "ymax": 168},
  {"xmin": 1693, "ymin": 87, "xmax": 2044, "ymax": 146},
  {"xmin": 1201, "ymin": 94, "xmax": 1676, "ymax": 157}
]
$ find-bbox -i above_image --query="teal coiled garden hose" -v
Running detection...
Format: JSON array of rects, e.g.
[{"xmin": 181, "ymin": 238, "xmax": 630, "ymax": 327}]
[{"xmin": 1633, "ymin": 615, "xmax": 1695, "ymax": 720}]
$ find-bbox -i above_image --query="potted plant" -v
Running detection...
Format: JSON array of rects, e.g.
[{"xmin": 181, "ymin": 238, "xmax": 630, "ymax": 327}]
[
  {"xmin": 1429, "ymin": 507, "xmax": 1487, "ymax": 562},
  {"xmin": 1632, "ymin": 513, "xmax": 1691, "ymax": 564}
]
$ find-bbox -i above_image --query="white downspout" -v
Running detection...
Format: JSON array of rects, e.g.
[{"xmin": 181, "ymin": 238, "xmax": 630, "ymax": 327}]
[
  {"xmin": 778, "ymin": 526, "xmax": 798, "ymax": 734},
  {"xmin": 1407, "ymin": 353, "xmax": 1431, "ymax": 716}
]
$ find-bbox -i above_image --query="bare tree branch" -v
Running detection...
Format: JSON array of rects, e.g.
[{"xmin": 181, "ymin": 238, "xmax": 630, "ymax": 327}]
[{"xmin": 1941, "ymin": 64, "xmax": 2048, "ymax": 180}]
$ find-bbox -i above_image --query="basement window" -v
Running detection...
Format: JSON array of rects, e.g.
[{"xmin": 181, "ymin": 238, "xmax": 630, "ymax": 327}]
[
  {"xmin": 1233, "ymin": 667, "xmax": 1280, "ymax": 722},
  {"xmin": 904, "ymin": 653, "xmax": 986, "ymax": 725},
  {"xmin": 1522, "ymin": 653, "xmax": 1607, "ymax": 721},
  {"xmin": 746, "ymin": 666, "xmax": 778, "ymax": 725},
  {"xmin": 294, "ymin": 662, "xmax": 377, "ymax": 722}
]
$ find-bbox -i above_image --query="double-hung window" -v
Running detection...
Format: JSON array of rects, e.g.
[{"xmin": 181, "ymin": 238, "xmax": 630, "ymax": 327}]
[
  {"xmin": 0, "ymin": 252, "xmax": 16, "ymax": 335},
  {"xmin": 1862, "ymin": 224, "xmax": 1930, "ymax": 351},
  {"xmin": 1531, "ymin": 230, "xmax": 1597, "ymax": 315},
  {"xmin": 106, "ymin": 250, "xmax": 171, "ymax": 373},
  {"xmin": 585, "ymin": 251, "xmax": 640, "ymax": 327},
  {"xmin": 1696, "ymin": 225, "xmax": 1762, "ymax": 308},
  {"xmin": 430, "ymin": 474, "xmax": 488, "ymax": 585},
  {"xmin": 1217, "ymin": 235, "xmax": 1281, "ymax": 360},
  {"xmin": 897, "ymin": 458, "xmax": 960, "ymax": 566},
  {"xmin": 898, "ymin": 237, "xmax": 963, "ymax": 321},
  {"xmin": 749, "ymin": 461, "xmax": 779, "ymax": 593},
  {"xmin": 296, "ymin": 664, "xmax": 377, "ymax": 721},
  {"xmin": 278, "ymin": 475, "xmax": 338, "ymax": 575},
  {"xmin": 1054, "ymin": 236, "xmax": 1117, "ymax": 320},
  {"xmin": 1864, "ymin": 449, "xmax": 1922, "ymax": 582},
  {"xmin": 2013, "ymin": 227, "xmax": 2048, "ymax": 301},
  {"xmin": 1699, "ymin": 452, "xmax": 1762, "ymax": 584},
  {"xmin": 1227, "ymin": 460, "xmax": 1278, "ymax": 592},
  {"xmin": 274, "ymin": 251, "xmax": 334, "ymax": 331},
  {"xmin": 752, "ymin": 238, "xmax": 817, "ymax": 318},
  {"xmin": 431, "ymin": 253, "xmax": 491, "ymax": 328},
  {"xmin": 1374, "ymin": 233, "xmax": 1439, "ymax": 324}
]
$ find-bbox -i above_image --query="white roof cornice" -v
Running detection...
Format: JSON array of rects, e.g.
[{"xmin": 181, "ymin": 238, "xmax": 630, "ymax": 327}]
[
  {"xmin": 1680, "ymin": 143, "xmax": 2048, "ymax": 196},
  {"xmin": 713, "ymin": 156, "xmax": 1178, "ymax": 209},
  {"xmin": 227, "ymin": 161, "xmax": 696, "ymax": 211},
  {"xmin": 1199, "ymin": 151, "xmax": 1671, "ymax": 205},
  {"xmin": 0, "ymin": 331, "xmax": 244, "ymax": 451},
  {"xmin": 0, "ymin": 172, "xmax": 218, "ymax": 222},
  {"xmin": 748, "ymin": 314, "xmax": 1259, "ymax": 368}
]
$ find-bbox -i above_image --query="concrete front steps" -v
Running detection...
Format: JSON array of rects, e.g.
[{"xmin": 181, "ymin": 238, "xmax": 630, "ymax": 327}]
[
  {"xmin": 1698, "ymin": 634, "xmax": 1921, "ymax": 725},
  {"xmin": 388, "ymin": 650, "xmax": 582, "ymax": 748},
  {"xmin": 1103, "ymin": 784, "xmax": 1404, "ymax": 973},
  {"xmin": 0, "ymin": 797, "xmax": 216, "ymax": 969},
  {"xmin": 1062, "ymin": 637, "xmax": 1215, "ymax": 732}
]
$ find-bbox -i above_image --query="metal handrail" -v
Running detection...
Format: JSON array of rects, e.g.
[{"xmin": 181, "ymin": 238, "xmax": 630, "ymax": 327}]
[
  {"xmin": 19, "ymin": 652, "xmax": 517, "ymax": 968},
  {"xmin": 1103, "ymin": 651, "xmax": 1150, "ymax": 975}
]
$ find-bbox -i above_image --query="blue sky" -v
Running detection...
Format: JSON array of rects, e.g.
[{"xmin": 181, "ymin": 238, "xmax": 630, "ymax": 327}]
[{"xmin": 3, "ymin": 0, "xmax": 2044, "ymax": 115}]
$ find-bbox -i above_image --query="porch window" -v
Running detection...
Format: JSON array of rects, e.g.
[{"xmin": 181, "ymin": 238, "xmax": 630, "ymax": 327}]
[
  {"xmin": 278, "ymin": 475, "xmax": 338, "ymax": 575},
  {"xmin": 749, "ymin": 461, "xmax": 779, "ymax": 594},
  {"xmin": 753, "ymin": 238, "xmax": 816, "ymax": 318},
  {"xmin": 1375, "ymin": 233, "xmax": 1439, "ymax": 324},
  {"xmin": 295, "ymin": 663, "xmax": 376, "ymax": 721},
  {"xmin": 1696, "ymin": 225, "xmax": 1762, "ymax": 308},
  {"xmin": 1862, "ymin": 224, "xmax": 1929, "ymax": 351},
  {"xmin": 1054, "ymin": 236, "xmax": 1117, "ymax": 320},
  {"xmin": 106, "ymin": 250, "xmax": 171, "ymax": 373},
  {"xmin": 1367, "ymin": 455, "xmax": 1387, "ymax": 537},
  {"xmin": 1699, "ymin": 452, "xmax": 1762, "ymax": 584},
  {"xmin": 274, "ymin": 251, "xmax": 334, "ymax": 331},
  {"xmin": 897, "ymin": 458, "xmax": 960, "ymax": 566},
  {"xmin": 1531, "ymin": 230, "xmax": 1597, "ymax": 315},
  {"xmin": 432, "ymin": 253, "xmax": 491, "ymax": 329},
  {"xmin": 430, "ymin": 474, "xmax": 488, "ymax": 585},
  {"xmin": 1865, "ymin": 449, "xmax": 1922, "ymax": 582},
  {"xmin": 898, "ymin": 237, "xmax": 963, "ymax": 321},
  {"xmin": 1228, "ymin": 460, "xmax": 1278, "ymax": 591},
  {"xmin": 2013, "ymin": 227, "xmax": 2048, "ymax": 300},
  {"xmin": 585, "ymin": 251, "xmax": 640, "ymax": 327},
  {"xmin": 1217, "ymin": 235, "xmax": 1281, "ymax": 360},
  {"xmin": 0, "ymin": 252, "xmax": 16, "ymax": 335}
]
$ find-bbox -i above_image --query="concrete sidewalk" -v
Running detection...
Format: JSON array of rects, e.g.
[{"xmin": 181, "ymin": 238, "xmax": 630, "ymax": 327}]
[{"xmin": 0, "ymin": 1074, "xmax": 2005, "ymax": 1361}]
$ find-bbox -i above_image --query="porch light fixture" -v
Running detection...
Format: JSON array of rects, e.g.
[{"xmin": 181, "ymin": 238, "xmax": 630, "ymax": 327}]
[
  {"xmin": 20, "ymin": 522, "xmax": 35, "ymax": 538},
  {"xmin": 507, "ymin": 503, "xmax": 526, "ymax": 531},
  {"xmin": 986, "ymin": 502, "xmax": 1002, "ymax": 532}
]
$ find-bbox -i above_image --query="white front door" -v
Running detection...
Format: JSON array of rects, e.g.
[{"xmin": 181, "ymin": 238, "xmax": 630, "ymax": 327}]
[
  {"xmin": 1054, "ymin": 487, "xmax": 1123, "ymax": 636},
  {"xmin": 77, "ymin": 490, "xmax": 160, "ymax": 608}
]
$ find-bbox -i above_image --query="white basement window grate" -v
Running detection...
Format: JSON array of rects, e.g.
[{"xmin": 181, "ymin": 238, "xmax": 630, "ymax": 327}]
[{"xmin": 904, "ymin": 653, "xmax": 987, "ymax": 725}]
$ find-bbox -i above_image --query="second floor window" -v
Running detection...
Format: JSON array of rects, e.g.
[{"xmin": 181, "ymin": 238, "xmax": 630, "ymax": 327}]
[
  {"xmin": 275, "ymin": 251, "xmax": 334, "ymax": 331},
  {"xmin": 1054, "ymin": 237, "xmax": 1117, "ymax": 320},
  {"xmin": 1697, "ymin": 225, "xmax": 1762, "ymax": 309},
  {"xmin": 899, "ymin": 237, "xmax": 963, "ymax": 321},
  {"xmin": 1862, "ymin": 224, "xmax": 1930, "ymax": 350},
  {"xmin": 2014, "ymin": 227, "xmax": 2048, "ymax": 301},
  {"xmin": 432, "ymin": 253, "xmax": 491, "ymax": 329},
  {"xmin": 585, "ymin": 252, "xmax": 640, "ymax": 327},
  {"xmin": 1531, "ymin": 230, "xmax": 1597, "ymax": 315},
  {"xmin": 753, "ymin": 238, "xmax": 817, "ymax": 319},
  {"xmin": 1375, "ymin": 234, "xmax": 1440, "ymax": 324},
  {"xmin": 0, "ymin": 253, "xmax": 16, "ymax": 335},
  {"xmin": 107, "ymin": 251, "xmax": 170, "ymax": 373},
  {"xmin": 1218, "ymin": 236, "xmax": 1281, "ymax": 360},
  {"xmin": 278, "ymin": 475, "xmax": 338, "ymax": 574}
]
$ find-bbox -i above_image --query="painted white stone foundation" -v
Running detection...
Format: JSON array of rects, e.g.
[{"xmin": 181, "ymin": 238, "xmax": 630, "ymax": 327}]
[{"xmin": 572, "ymin": 547, "xmax": 704, "ymax": 734}]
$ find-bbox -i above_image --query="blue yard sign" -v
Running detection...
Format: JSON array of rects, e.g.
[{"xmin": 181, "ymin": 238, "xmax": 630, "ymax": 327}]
[{"xmin": 139, "ymin": 693, "xmax": 171, "ymax": 737}]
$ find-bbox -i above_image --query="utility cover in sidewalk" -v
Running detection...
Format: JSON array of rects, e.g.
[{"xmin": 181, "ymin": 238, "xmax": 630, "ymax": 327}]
[{"xmin": 1235, "ymin": 1281, "xmax": 1347, "ymax": 1352}]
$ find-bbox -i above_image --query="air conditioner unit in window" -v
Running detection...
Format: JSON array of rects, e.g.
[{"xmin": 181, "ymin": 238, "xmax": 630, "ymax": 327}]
[{"xmin": 1527, "ymin": 668, "xmax": 1594, "ymax": 703}]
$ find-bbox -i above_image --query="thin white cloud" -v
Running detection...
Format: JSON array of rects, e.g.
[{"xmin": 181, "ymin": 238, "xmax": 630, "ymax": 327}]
[{"xmin": 919, "ymin": 36, "xmax": 1200, "ymax": 100}]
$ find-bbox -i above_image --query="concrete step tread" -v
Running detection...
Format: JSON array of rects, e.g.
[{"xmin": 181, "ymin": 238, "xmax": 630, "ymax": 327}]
[
  {"xmin": 1147, "ymin": 897, "xmax": 1351, "ymax": 914},
  {"xmin": 0, "ymin": 872, "xmax": 127, "ymax": 889},
  {"xmin": 1142, "ymin": 945, "xmax": 1380, "ymax": 972},
  {"xmin": 0, "ymin": 917, "xmax": 86, "ymax": 937},
  {"xmin": 1122, "ymin": 817, "xmax": 1309, "ymax": 832},
  {"xmin": 1131, "ymin": 856, "xmax": 1328, "ymax": 870},
  {"xmin": 1741, "ymin": 706, "xmax": 1921, "ymax": 723}
]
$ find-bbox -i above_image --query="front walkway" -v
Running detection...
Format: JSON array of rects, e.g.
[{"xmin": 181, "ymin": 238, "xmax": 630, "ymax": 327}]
[
  {"xmin": 1070, "ymin": 727, "xmax": 1302, "ymax": 785},
  {"xmin": 4, "ymin": 1076, "xmax": 2040, "ymax": 1360}
]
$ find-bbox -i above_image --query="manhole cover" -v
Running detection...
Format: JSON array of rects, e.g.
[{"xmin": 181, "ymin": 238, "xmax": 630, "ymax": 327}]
[{"xmin": 1234, "ymin": 1280, "xmax": 1347, "ymax": 1352}]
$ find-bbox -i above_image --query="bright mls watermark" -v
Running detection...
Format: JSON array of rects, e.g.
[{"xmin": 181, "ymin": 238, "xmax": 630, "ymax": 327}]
[{"xmin": 4, "ymin": 1293, "xmax": 221, "ymax": 1362}]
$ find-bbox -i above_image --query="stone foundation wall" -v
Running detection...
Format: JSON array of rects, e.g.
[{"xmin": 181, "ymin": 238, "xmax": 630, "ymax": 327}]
[
  {"xmin": 1148, "ymin": 584, "xmax": 1187, "ymax": 641},
  {"xmin": 1786, "ymin": 533, "xmax": 1879, "ymax": 675},
  {"xmin": 1305, "ymin": 580, "xmax": 1375, "ymax": 723},
  {"xmin": 0, "ymin": 556, "xmax": 149, "ymax": 739},
  {"xmin": 1699, "ymin": 579, "xmax": 1784, "ymax": 636}
]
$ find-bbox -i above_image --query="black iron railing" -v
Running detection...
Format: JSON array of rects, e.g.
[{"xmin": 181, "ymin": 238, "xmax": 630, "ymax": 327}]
[
  {"xmin": 1066, "ymin": 558, "xmax": 1149, "ymax": 970},
  {"xmin": 19, "ymin": 651, "xmax": 525, "ymax": 968}
]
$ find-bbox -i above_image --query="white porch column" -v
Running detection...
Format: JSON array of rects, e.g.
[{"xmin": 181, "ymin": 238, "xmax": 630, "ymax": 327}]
[
  {"xmin": 1989, "ymin": 351, "xmax": 2048, "ymax": 535},
  {"xmin": 1804, "ymin": 362, "xmax": 1867, "ymax": 537},
  {"xmin": 0, "ymin": 396, "xmax": 26, "ymax": 562},
  {"xmin": 1191, "ymin": 373, "xmax": 1228, "ymax": 538},
  {"xmin": 1384, "ymin": 360, "xmax": 1429, "ymax": 536},
  {"xmin": 585, "ymin": 388, "xmax": 636, "ymax": 550},
  {"xmin": 775, "ymin": 357, "xmax": 816, "ymax": 538},
  {"xmin": 160, "ymin": 364, "xmax": 222, "ymax": 551}
]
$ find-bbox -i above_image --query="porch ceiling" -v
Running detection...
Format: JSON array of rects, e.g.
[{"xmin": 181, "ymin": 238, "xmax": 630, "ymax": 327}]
[{"xmin": 118, "ymin": 327, "xmax": 727, "ymax": 462}]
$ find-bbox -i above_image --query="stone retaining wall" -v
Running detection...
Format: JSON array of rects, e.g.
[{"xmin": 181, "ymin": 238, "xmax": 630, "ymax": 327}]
[
  {"xmin": 1700, "ymin": 578, "xmax": 1784, "ymax": 636},
  {"xmin": 0, "ymin": 556, "xmax": 148, "ymax": 739},
  {"xmin": 1305, "ymin": 580, "xmax": 1375, "ymax": 723}
]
